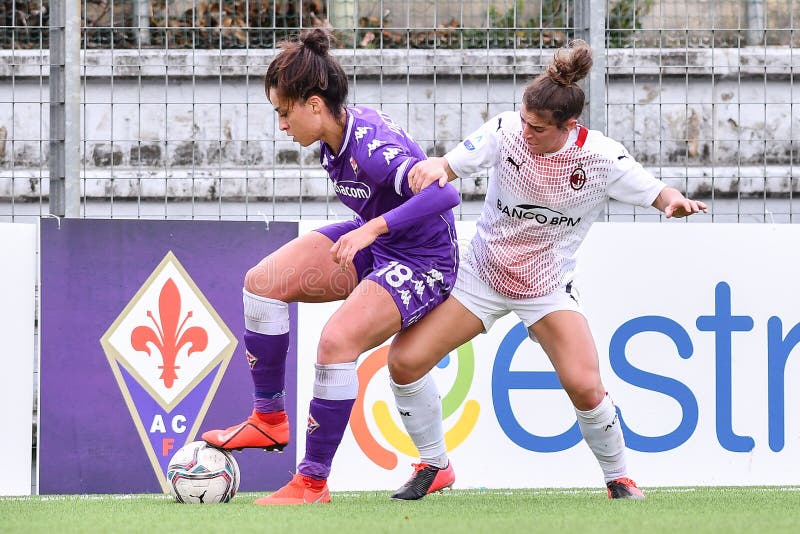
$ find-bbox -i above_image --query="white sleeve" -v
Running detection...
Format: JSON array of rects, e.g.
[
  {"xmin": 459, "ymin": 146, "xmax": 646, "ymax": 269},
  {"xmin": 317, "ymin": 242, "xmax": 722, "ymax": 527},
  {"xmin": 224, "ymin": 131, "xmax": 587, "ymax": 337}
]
[
  {"xmin": 606, "ymin": 146, "xmax": 666, "ymax": 208},
  {"xmin": 444, "ymin": 113, "xmax": 504, "ymax": 177}
]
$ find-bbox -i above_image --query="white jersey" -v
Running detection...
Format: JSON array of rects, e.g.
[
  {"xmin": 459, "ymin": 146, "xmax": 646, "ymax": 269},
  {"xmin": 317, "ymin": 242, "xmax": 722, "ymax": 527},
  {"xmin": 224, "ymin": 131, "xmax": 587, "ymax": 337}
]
[{"xmin": 446, "ymin": 111, "xmax": 665, "ymax": 299}]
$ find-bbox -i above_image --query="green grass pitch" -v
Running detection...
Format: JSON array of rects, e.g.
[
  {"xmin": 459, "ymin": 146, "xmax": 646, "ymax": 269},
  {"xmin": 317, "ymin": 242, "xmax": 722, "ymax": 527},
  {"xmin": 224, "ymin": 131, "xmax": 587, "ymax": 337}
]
[{"xmin": 2, "ymin": 487, "xmax": 799, "ymax": 533}]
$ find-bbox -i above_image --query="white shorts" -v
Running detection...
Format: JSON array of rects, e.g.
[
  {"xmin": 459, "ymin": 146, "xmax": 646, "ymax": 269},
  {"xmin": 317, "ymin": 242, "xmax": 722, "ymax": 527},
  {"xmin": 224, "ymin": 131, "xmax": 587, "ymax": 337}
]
[{"xmin": 450, "ymin": 261, "xmax": 585, "ymax": 342}]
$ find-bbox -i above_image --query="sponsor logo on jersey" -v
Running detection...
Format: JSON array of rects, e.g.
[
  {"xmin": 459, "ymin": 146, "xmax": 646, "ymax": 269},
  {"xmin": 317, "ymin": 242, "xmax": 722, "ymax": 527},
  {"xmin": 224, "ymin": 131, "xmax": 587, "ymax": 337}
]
[
  {"xmin": 496, "ymin": 198, "xmax": 580, "ymax": 226},
  {"xmin": 569, "ymin": 163, "xmax": 587, "ymax": 190},
  {"xmin": 334, "ymin": 180, "xmax": 372, "ymax": 199}
]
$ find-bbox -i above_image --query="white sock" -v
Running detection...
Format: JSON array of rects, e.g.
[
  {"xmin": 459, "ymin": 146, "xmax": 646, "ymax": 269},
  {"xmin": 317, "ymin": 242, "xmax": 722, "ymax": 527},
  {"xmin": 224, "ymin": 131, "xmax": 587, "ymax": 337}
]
[
  {"xmin": 390, "ymin": 374, "xmax": 448, "ymax": 468},
  {"xmin": 575, "ymin": 394, "xmax": 627, "ymax": 483},
  {"xmin": 242, "ymin": 289, "xmax": 289, "ymax": 335},
  {"xmin": 313, "ymin": 362, "xmax": 358, "ymax": 400}
]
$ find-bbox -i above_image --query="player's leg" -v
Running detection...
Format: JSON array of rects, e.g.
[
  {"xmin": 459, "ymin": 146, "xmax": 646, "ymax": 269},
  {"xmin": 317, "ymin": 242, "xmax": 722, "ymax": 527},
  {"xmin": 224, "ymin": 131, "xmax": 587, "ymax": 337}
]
[
  {"xmin": 202, "ymin": 228, "xmax": 363, "ymax": 451},
  {"xmin": 529, "ymin": 308, "xmax": 644, "ymax": 499},
  {"xmin": 386, "ymin": 295, "xmax": 484, "ymax": 500},
  {"xmin": 387, "ymin": 262, "xmax": 501, "ymax": 500},
  {"xmin": 256, "ymin": 278, "xmax": 402, "ymax": 505},
  {"xmin": 389, "ymin": 296, "xmax": 485, "ymax": 385}
]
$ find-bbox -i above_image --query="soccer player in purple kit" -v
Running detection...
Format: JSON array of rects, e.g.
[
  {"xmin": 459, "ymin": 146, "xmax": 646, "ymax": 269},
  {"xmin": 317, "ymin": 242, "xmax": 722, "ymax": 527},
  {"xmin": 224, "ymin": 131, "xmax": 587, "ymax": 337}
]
[{"xmin": 200, "ymin": 27, "xmax": 459, "ymax": 505}]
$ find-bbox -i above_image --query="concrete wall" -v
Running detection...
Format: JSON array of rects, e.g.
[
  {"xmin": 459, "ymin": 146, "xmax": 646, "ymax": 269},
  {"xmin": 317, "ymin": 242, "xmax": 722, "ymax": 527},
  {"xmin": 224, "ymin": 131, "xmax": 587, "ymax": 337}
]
[{"xmin": 0, "ymin": 47, "xmax": 797, "ymax": 200}]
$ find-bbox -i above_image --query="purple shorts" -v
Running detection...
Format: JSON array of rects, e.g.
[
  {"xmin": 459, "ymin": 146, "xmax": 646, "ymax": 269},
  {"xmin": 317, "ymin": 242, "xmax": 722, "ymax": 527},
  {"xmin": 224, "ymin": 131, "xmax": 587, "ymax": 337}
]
[{"xmin": 316, "ymin": 219, "xmax": 457, "ymax": 329}]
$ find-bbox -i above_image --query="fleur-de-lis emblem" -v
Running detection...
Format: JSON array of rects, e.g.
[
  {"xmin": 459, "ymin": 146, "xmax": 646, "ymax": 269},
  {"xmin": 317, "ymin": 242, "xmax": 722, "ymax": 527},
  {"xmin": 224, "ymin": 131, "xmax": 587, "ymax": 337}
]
[{"xmin": 130, "ymin": 278, "xmax": 208, "ymax": 388}]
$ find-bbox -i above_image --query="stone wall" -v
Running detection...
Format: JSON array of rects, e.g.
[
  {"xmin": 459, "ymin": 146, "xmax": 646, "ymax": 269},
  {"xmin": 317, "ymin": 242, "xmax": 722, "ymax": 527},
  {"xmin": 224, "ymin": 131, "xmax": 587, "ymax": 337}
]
[{"xmin": 0, "ymin": 47, "xmax": 797, "ymax": 200}]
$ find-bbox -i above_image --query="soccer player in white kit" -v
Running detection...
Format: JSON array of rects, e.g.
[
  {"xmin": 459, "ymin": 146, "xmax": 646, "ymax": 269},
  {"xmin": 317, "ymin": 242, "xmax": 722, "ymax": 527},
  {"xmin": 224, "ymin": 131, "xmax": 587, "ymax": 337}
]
[{"xmin": 387, "ymin": 39, "xmax": 708, "ymax": 500}]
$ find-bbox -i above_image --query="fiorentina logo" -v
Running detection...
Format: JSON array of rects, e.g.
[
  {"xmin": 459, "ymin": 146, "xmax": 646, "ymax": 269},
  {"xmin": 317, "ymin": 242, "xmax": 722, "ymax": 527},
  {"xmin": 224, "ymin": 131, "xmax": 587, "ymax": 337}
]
[
  {"xmin": 307, "ymin": 414, "xmax": 320, "ymax": 435},
  {"xmin": 569, "ymin": 162, "xmax": 587, "ymax": 190},
  {"xmin": 100, "ymin": 251, "xmax": 237, "ymax": 491}
]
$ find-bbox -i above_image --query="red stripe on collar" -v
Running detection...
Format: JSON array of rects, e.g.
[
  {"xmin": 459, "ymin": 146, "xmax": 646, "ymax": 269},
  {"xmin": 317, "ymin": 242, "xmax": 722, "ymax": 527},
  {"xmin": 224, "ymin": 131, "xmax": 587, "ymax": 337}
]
[{"xmin": 576, "ymin": 125, "xmax": 588, "ymax": 147}]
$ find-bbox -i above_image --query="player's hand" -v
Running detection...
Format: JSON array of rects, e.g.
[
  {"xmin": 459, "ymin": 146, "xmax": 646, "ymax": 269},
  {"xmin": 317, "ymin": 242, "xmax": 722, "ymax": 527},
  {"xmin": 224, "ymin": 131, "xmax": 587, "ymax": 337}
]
[
  {"xmin": 330, "ymin": 219, "xmax": 385, "ymax": 270},
  {"xmin": 664, "ymin": 198, "xmax": 708, "ymax": 218},
  {"xmin": 408, "ymin": 158, "xmax": 449, "ymax": 194}
]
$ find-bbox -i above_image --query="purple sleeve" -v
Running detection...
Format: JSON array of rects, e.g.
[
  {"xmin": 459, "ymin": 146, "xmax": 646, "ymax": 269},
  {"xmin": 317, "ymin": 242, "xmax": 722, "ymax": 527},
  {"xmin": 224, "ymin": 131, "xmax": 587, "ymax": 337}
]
[{"xmin": 382, "ymin": 183, "xmax": 460, "ymax": 233}]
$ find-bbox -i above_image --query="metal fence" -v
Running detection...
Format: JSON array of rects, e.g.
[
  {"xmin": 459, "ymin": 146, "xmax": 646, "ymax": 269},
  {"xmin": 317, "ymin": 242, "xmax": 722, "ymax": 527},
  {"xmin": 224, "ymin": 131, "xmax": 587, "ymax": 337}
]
[{"xmin": 0, "ymin": 0, "xmax": 798, "ymax": 223}]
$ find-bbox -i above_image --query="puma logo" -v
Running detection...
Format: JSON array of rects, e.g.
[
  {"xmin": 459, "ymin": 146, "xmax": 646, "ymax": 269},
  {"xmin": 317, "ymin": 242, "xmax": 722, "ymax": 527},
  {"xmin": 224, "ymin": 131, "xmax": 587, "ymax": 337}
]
[
  {"xmin": 506, "ymin": 156, "xmax": 521, "ymax": 172},
  {"xmin": 604, "ymin": 413, "xmax": 619, "ymax": 431}
]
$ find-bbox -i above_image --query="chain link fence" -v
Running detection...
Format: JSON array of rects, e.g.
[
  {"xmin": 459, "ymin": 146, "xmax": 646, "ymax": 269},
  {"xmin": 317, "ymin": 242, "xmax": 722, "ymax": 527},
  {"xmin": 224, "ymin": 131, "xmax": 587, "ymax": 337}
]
[{"xmin": 1, "ymin": 0, "xmax": 798, "ymax": 222}]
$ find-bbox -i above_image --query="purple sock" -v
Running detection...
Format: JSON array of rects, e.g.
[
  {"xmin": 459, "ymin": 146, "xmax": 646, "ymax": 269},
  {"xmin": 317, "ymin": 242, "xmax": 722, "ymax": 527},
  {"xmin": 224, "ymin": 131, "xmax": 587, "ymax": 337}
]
[
  {"xmin": 297, "ymin": 397, "xmax": 356, "ymax": 480},
  {"xmin": 244, "ymin": 329, "xmax": 288, "ymax": 413}
]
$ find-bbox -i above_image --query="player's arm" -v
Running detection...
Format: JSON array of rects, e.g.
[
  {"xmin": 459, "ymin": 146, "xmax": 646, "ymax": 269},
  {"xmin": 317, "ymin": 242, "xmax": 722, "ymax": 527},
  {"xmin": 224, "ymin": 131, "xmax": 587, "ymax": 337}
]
[
  {"xmin": 408, "ymin": 113, "xmax": 505, "ymax": 194},
  {"xmin": 330, "ymin": 146, "xmax": 459, "ymax": 269},
  {"xmin": 651, "ymin": 187, "xmax": 708, "ymax": 218},
  {"xmin": 607, "ymin": 143, "xmax": 707, "ymax": 219},
  {"xmin": 331, "ymin": 182, "xmax": 460, "ymax": 268},
  {"xmin": 407, "ymin": 157, "xmax": 457, "ymax": 194}
]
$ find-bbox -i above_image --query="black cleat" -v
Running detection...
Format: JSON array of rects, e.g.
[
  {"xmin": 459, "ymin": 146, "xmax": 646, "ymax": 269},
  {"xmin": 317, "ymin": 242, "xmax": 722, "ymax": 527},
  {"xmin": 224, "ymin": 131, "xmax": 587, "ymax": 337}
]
[
  {"xmin": 606, "ymin": 477, "xmax": 645, "ymax": 499},
  {"xmin": 391, "ymin": 462, "xmax": 455, "ymax": 501}
]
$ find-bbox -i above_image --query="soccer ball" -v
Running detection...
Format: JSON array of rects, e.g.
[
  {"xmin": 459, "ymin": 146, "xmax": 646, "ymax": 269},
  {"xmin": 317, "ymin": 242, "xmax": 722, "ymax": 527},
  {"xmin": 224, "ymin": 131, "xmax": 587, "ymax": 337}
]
[{"xmin": 166, "ymin": 441, "xmax": 240, "ymax": 504}]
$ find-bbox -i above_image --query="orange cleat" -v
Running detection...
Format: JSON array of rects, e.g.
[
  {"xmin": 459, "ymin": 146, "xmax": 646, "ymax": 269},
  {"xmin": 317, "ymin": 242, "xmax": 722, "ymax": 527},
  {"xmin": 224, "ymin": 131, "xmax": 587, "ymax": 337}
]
[
  {"xmin": 606, "ymin": 477, "xmax": 646, "ymax": 500},
  {"xmin": 201, "ymin": 410, "xmax": 289, "ymax": 452},
  {"xmin": 391, "ymin": 461, "xmax": 455, "ymax": 500},
  {"xmin": 254, "ymin": 473, "xmax": 330, "ymax": 506}
]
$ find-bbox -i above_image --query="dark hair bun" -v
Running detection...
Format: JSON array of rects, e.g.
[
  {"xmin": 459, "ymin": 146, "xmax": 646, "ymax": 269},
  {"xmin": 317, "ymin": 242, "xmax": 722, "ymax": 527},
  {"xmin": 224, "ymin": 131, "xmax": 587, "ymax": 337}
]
[{"xmin": 300, "ymin": 28, "xmax": 333, "ymax": 56}]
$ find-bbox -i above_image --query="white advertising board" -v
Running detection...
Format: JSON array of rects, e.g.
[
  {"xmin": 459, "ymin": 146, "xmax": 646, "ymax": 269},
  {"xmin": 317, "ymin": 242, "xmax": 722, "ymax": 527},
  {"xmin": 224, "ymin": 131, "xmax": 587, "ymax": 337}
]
[
  {"xmin": 297, "ymin": 221, "xmax": 800, "ymax": 490},
  {"xmin": 0, "ymin": 222, "xmax": 36, "ymax": 495}
]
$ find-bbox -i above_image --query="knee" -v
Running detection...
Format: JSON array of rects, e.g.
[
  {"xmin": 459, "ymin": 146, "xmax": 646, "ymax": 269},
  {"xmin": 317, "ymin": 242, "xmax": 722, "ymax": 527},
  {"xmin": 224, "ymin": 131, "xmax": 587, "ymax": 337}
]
[
  {"xmin": 244, "ymin": 264, "xmax": 268, "ymax": 296},
  {"xmin": 317, "ymin": 328, "xmax": 355, "ymax": 365},
  {"xmin": 387, "ymin": 352, "xmax": 424, "ymax": 385},
  {"xmin": 563, "ymin": 381, "xmax": 606, "ymax": 412},
  {"xmin": 244, "ymin": 261, "xmax": 283, "ymax": 299}
]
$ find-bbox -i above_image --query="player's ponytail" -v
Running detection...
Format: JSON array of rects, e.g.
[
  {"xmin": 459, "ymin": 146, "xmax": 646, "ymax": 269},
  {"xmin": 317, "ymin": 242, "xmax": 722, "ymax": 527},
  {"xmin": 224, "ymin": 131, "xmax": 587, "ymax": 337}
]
[
  {"xmin": 265, "ymin": 28, "xmax": 348, "ymax": 119},
  {"xmin": 523, "ymin": 40, "xmax": 593, "ymax": 128}
]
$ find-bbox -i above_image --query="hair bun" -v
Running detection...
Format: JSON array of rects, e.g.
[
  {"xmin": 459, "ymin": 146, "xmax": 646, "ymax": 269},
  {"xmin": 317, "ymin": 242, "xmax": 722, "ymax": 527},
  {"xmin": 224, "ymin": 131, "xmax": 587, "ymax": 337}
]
[
  {"xmin": 547, "ymin": 39, "xmax": 593, "ymax": 87},
  {"xmin": 300, "ymin": 28, "xmax": 333, "ymax": 55}
]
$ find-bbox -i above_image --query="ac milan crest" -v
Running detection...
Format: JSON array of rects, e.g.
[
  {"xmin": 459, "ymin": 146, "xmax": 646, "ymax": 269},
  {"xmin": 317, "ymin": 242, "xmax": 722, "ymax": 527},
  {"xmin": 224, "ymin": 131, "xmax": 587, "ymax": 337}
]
[{"xmin": 569, "ymin": 163, "xmax": 587, "ymax": 190}]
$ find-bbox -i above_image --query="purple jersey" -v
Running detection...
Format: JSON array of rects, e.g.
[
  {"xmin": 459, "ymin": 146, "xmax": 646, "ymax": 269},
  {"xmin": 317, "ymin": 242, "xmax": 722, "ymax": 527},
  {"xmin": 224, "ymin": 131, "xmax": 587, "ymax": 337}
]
[
  {"xmin": 319, "ymin": 107, "xmax": 457, "ymax": 263},
  {"xmin": 318, "ymin": 106, "xmax": 459, "ymax": 327}
]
